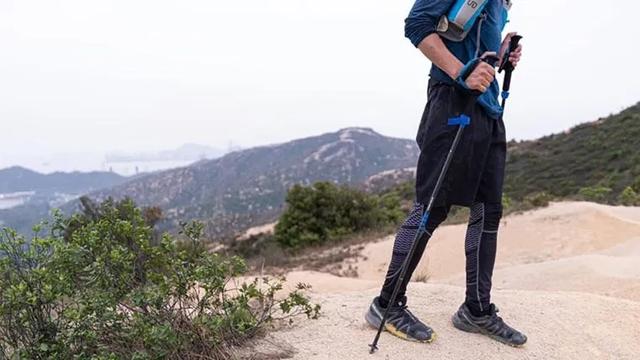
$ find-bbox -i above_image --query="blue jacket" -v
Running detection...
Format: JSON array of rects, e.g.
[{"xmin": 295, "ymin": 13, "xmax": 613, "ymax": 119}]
[{"xmin": 405, "ymin": 0, "xmax": 508, "ymax": 120}]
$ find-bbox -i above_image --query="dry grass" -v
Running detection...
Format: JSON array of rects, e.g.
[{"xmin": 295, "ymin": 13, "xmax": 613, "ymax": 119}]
[
  {"xmin": 228, "ymin": 226, "xmax": 396, "ymax": 277},
  {"xmin": 412, "ymin": 257, "xmax": 431, "ymax": 283},
  {"xmin": 413, "ymin": 271, "xmax": 431, "ymax": 283}
]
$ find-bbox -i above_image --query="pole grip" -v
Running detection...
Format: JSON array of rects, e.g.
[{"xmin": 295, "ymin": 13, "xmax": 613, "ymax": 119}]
[
  {"xmin": 499, "ymin": 35, "xmax": 522, "ymax": 95},
  {"xmin": 499, "ymin": 35, "xmax": 522, "ymax": 74},
  {"xmin": 482, "ymin": 53, "xmax": 500, "ymax": 68}
]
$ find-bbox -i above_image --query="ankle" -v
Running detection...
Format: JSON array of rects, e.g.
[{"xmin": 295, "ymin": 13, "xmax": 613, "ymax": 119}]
[
  {"xmin": 378, "ymin": 293, "xmax": 407, "ymax": 308},
  {"xmin": 466, "ymin": 302, "xmax": 491, "ymax": 317}
]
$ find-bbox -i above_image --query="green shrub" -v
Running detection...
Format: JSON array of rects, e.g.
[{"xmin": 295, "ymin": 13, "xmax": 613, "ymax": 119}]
[
  {"xmin": 275, "ymin": 182, "xmax": 402, "ymax": 249},
  {"xmin": 524, "ymin": 192, "xmax": 553, "ymax": 208},
  {"xmin": 632, "ymin": 176, "xmax": 640, "ymax": 193},
  {"xmin": 578, "ymin": 186, "xmax": 613, "ymax": 203},
  {"xmin": 0, "ymin": 199, "xmax": 319, "ymax": 359},
  {"xmin": 618, "ymin": 186, "xmax": 640, "ymax": 206},
  {"xmin": 502, "ymin": 194, "xmax": 513, "ymax": 211}
]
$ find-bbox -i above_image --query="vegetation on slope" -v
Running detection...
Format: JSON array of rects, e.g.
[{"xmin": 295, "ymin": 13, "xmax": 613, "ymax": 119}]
[
  {"xmin": 358, "ymin": 103, "xmax": 640, "ymax": 212},
  {"xmin": 274, "ymin": 182, "xmax": 404, "ymax": 249},
  {"xmin": 0, "ymin": 199, "xmax": 318, "ymax": 359},
  {"xmin": 225, "ymin": 182, "xmax": 408, "ymax": 273},
  {"xmin": 504, "ymin": 103, "xmax": 640, "ymax": 205},
  {"xmin": 245, "ymin": 104, "xmax": 640, "ymax": 261}
]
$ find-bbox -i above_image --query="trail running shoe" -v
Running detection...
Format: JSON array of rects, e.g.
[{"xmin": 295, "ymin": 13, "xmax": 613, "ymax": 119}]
[
  {"xmin": 452, "ymin": 303, "xmax": 527, "ymax": 347},
  {"xmin": 365, "ymin": 296, "xmax": 435, "ymax": 343}
]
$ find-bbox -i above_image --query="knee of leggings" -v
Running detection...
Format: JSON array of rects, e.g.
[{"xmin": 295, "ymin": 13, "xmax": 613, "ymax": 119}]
[
  {"xmin": 483, "ymin": 202, "xmax": 503, "ymax": 232},
  {"xmin": 425, "ymin": 206, "xmax": 449, "ymax": 232}
]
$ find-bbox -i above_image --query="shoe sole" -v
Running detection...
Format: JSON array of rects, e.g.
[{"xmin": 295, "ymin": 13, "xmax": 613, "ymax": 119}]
[
  {"xmin": 451, "ymin": 313, "xmax": 526, "ymax": 348},
  {"xmin": 365, "ymin": 309, "xmax": 436, "ymax": 344}
]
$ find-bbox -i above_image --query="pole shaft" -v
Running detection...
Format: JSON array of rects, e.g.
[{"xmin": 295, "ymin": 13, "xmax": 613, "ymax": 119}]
[
  {"xmin": 426, "ymin": 125, "xmax": 464, "ymax": 214},
  {"xmin": 369, "ymin": 124, "xmax": 466, "ymax": 353}
]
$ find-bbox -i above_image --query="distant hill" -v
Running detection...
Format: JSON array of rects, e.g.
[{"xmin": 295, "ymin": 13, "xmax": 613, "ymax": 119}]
[
  {"xmin": 105, "ymin": 143, "xmax": 228, "ymax": 163},
  {"xmin": 6, "ymin": 102, "xmax": 638, "ymax": 238},
  {"xmin": 80, "ymin": 128, "xmax": 420, "ymax": 239},
  {"xmin": 504, "ymin": 102, "xmax": 640, "ymax": 202},
  {"xmin": 0, "ymin": 166, "xmax": 128, "ymax": 195},
  {"xmin": 103, "ymin": 143, "xmax": 233, "ymax": 176},
  {"xmin": 0, "ymin": 167, "xmax": 130, "ymax": 232},
  {"xmin": 362, "ymin": 167, "xmax": 416, "ymax": 193}
]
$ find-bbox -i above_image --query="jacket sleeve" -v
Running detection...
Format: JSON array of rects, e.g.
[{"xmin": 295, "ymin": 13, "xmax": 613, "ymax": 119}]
[{"xmin": 404, "ymin": 0, "xmax": 456, "ymax": 47}]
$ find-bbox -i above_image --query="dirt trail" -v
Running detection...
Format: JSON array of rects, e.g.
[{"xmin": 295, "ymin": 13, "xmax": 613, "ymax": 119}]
[
  {"xmin": 265, "ymin": 284, "xmax": 640, "ymax": 360},
  {"xmin": 256, "ymin": 202, "xmax": 640, "ymax": 359}
]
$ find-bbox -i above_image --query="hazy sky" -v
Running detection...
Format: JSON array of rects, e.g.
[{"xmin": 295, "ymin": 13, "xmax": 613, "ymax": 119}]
[{"xmin": 1, "ymin": 0, "xmax": 639, "ymax": 171}]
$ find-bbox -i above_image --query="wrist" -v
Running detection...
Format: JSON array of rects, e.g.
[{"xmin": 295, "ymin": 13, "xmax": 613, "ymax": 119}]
[
  {"xmin": 447, "ymin": 62, "xmax": 464, "ymax": 80},
  {"xmin": 453, "ymin": 58, "xmax": 483, "ymax": 96}
]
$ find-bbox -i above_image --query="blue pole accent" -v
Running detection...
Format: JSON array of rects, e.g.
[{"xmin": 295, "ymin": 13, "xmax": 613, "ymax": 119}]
[
  {"xmin": 501, "ymin": 90, "xmax": 510, "ymax": 100},
  {"xmin": 419, "ymin": 211, "xmax": 431, "ymax": 231},
  {"xmin": 447, "ymin": 114, "xmax": 471, "ymax": 127}
]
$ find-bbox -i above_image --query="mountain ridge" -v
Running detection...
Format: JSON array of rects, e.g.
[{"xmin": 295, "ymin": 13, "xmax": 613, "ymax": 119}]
[
  {"xmin": 504, "ymin": 102, "xmax": 640, "ymax": 201},
  {"xmin": 0, "ymin": 166, "xmax": 128, "ymax": 195},
  {"xmin": 80, "ymin": 127, "xmax": 420, "ymax": 238},
  {"xmin": 3, "ymin": 101, "xmax": 639, "ymax": 238}
]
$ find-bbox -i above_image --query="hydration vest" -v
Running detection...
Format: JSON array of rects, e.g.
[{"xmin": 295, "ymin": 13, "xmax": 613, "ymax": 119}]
[{"xmin": 437, "ymin": 0, "xmax": 512, "ymax": 42}]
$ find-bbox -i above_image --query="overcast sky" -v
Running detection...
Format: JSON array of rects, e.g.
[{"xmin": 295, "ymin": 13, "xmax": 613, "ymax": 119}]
[{"xmin": 1, "ymin": 0, "xmax": 639, "ymax": 172}]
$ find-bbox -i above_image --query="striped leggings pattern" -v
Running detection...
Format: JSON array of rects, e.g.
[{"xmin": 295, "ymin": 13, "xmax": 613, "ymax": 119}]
[
  {"xmin": 464, "ymin": 202, "xmax": 501, "ymax": 313},
  {"xmin": 380, "ymin": 203, "xmax": 449, "ymax": 303},
  {"xmin": 387, "ymin": 203, "xmax": 426, "ymax": 279},
  {"xmin": 379, "ymin": 201, "xmax": 502, "ymax": 313}
]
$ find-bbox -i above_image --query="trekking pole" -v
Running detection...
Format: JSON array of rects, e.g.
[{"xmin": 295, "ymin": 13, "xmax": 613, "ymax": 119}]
[
  {"xmin": 369, "ymin": 54, "xmax": 500, "ymax": 354},
  {"xmin": 498, "ymin": 35, "xmax": 522, "ymax": 110}
]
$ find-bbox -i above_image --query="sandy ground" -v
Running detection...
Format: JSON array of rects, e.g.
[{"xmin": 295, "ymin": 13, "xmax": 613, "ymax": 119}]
[
  {"xmin": 353, "ymin": 202, "xmax": 640, "ymax": 286},
  {"xmin": 264, "ymin": 285, "xmax": 640, "ymax": 360},
  {"xmin": 255, "ymin": 202, "xmax": 640, "ymax": 359}
]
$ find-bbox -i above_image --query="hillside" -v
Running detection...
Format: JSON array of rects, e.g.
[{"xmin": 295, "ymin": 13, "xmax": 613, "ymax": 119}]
[
  {"xmin": 4, "ymin": 103, "xmax": 638, "ymax": 238},
  {"xmin": 366, "ymin": 103, "xmax": 640, "ymax": 207},
  {"xmin": 83, "ymin": 128, "xmax": 419, "ymax": 238},
  {"xmin": 0, "ymin": 166, "xmax": 127, "ymax": 195},
  {"xmin": 504, "ymin": 102, "xmax": 640, "ymax": 201},
  {"xmin": 0, "ymin": 167, "xmax": 130, "ymax": 232}
]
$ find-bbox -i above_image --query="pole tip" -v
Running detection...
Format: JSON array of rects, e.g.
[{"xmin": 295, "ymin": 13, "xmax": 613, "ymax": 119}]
[{"xmin": 368, "ymin": 344, "xmax": 378, "ymax": 354}]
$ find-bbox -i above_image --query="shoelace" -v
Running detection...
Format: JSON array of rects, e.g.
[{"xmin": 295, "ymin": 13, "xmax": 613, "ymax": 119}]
[
  {"xmin": 401, "ymin": 306, "xmax": 419, "ymax": 323},
  {"xmin": 487, "ymin": 312, "xmax": 515, "ymax": 337}
]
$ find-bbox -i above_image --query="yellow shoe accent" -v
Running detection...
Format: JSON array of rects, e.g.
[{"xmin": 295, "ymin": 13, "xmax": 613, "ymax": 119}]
[{"xmin": 384, "ymin": 323, "xmax": 436, "ymax": 343}]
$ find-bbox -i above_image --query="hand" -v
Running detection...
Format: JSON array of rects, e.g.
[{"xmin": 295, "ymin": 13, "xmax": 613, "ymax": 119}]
[
  {"xmin": 499, "ymin": 32, "xmax": 523, "ymax": 68},
  {"xmin": 464, "ymin": 52, "xmax": 496, "ymax": 93},
  {"xmin": 509, "ymin": 43, "xmax": 522, "ymax": 67}
]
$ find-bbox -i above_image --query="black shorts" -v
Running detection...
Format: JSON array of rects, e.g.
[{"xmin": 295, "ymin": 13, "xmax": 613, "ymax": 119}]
[{"xmin": 415, "ymin": 81, "xmax": 506, "ymax": 207}]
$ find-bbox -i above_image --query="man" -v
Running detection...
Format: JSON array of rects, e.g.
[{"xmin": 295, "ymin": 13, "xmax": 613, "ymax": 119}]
[{"xmin": 365, "ymin": 0, "xmax": 526, "ymax": 346}]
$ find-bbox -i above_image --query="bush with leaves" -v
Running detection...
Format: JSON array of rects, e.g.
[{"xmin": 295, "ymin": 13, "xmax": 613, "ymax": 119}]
[
  {"xmin": 0, "ymin": 198, "xmax": 319, "ymax": 359},
  {"xmin": 275, "ymin": 182, "xmax": 403, "ymax": 249},
  {"xmin": 632, "ymin": 176, "xmax": 640, "ymax": 193},
  {"xmin": 578, "ymin": 186, "xmax": 613, "ymax": 203},
  {"xmin": 523, "ymin": 191, "xmax": 553, "ymax": 208},
  {"xmin": 618, "ymin": 186, "xmax": 640, "ymax": 206}
]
